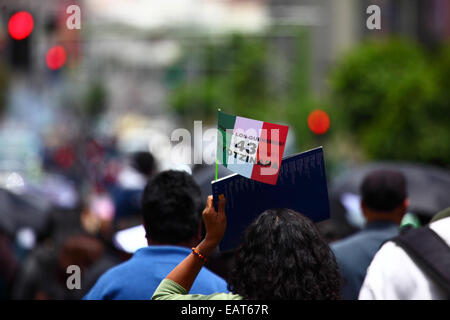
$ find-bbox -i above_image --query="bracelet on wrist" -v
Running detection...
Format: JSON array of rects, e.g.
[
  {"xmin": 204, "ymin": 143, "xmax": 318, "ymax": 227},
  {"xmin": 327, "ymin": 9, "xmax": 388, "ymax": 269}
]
[{"xmin": 191, "ymin": 247, "xmax": 207, "ymax": 263}]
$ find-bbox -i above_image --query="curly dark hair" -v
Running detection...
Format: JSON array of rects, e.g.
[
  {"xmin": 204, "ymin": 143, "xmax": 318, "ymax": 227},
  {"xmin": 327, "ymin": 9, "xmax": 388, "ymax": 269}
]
[{"xmin": 228, "ymin": 208, "xmax": 342, "ymax": 300}]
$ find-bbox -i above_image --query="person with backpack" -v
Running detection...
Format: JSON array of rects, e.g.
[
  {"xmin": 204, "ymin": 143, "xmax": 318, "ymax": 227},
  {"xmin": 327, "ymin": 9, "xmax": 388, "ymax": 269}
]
[
  {"xmin": 331, "ymin": 170, "xmax": 409, "ymax": 299},
  {"xmin": 359, "ymin": 209, "xmax": 450, "ymax": 300}
]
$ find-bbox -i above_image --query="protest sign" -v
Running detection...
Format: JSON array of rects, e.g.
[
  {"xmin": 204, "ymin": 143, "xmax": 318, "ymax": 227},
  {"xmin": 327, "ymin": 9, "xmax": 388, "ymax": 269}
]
[{"xmin": 212, "ymin": 147, "xmax": 330, "ymax": 251}]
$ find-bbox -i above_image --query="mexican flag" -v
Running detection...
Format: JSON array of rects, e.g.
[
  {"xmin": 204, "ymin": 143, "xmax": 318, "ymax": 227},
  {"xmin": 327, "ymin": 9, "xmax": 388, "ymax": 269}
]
[{"xmin": 216, "ymin": 111, "xmax": 289, "ymax": 185}]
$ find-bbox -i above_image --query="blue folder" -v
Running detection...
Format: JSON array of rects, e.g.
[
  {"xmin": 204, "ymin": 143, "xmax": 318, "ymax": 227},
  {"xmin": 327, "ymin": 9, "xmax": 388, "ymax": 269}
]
[{"xmin": 212, "ymin": 147, "xmax": 330, "ymax": 251}]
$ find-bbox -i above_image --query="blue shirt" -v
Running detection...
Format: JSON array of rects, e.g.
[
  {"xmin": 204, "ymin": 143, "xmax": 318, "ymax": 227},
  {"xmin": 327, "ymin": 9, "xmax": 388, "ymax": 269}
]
[
  {"xmin": 331, "ymin": 221, "xmax": 399, "ymax": 300},
  {"xmin": 83, "ymin": 245, "xmax": 228, "ymax": 300}
]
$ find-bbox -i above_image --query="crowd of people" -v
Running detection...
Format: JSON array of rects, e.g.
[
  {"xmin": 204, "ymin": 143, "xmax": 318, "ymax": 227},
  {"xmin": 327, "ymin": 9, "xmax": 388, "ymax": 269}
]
[
  {"xmin": 0, "ymin": 148, "xmax": 449, "ymax": 300},
  {"xmin": 149, "ymin": 169, "xmax": 450, "ymax": 300}
]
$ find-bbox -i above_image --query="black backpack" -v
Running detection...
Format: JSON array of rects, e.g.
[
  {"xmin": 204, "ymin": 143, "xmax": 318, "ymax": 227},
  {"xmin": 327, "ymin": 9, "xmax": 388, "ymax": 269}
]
[{"xmin": 390, "ymin": 225, "xmax": 450, "ymax": 298}]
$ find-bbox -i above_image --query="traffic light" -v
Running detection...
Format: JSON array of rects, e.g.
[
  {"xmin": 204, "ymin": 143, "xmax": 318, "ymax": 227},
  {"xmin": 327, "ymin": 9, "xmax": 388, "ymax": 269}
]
[{"xmin": 7, "ymin": 10, "xmax": 34, "ymax": 70}]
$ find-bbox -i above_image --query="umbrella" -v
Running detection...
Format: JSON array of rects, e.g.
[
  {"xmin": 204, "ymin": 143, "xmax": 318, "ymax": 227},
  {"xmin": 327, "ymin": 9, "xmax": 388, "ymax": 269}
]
[
  {"xmin": 192, "ymin": 164, "xmax": 233, "ymax": 201},
  {"xmin": 0, "ymin": 187, "xmax": 51, "ymax": 238},
  {"xmin": 330, "ymin": 162, "xmax": 450, "ymax": 220}
]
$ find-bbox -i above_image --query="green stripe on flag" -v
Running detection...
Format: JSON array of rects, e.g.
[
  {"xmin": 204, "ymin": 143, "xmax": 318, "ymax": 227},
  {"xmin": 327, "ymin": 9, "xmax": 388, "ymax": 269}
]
[{"xmin": 217, "ymin": 111, "xmax": 236, "ymax": 167}]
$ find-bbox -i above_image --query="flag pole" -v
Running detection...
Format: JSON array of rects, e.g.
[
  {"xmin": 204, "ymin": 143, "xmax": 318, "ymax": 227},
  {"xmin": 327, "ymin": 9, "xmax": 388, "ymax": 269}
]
[
  {"xmin": 215, "ymin": 108, "xmax": 221, "ymax": 181},
  {"xmin": 215, "ymin": 159, "xmax": 219, "ymax": 181}
]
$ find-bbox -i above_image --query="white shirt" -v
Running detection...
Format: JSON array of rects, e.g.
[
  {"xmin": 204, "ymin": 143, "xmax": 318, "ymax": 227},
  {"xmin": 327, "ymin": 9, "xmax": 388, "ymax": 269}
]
[{"xmin": 359, "ymin": 217, "xmax": 450, "ymax": 300}]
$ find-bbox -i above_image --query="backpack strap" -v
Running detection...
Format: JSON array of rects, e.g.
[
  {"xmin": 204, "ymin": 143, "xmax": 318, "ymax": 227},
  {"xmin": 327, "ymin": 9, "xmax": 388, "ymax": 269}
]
[
  {"xmin": 377, "ymin": 224, "xmax": 415, "ymax": 251},
  {"xmin": 390, "ymin": 226, "xmax": 450, "ymax": 297}
]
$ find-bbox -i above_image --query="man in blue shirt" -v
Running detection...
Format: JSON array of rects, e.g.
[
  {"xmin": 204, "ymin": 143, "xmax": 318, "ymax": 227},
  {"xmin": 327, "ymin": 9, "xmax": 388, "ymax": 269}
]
[
  {"xmin": 84, "ymin": 170, "xmax": 228, "ymax": 300},
  {"xmin": 331, "ymin": 169, "xmax": 408, "ymax": 300}
]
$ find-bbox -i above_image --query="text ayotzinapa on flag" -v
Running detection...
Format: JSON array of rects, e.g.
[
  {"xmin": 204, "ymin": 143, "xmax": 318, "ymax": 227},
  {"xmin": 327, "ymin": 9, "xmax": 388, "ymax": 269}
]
[{"xmin": 216, "ymin": 111, "xmax": 289, "ymax": 185}]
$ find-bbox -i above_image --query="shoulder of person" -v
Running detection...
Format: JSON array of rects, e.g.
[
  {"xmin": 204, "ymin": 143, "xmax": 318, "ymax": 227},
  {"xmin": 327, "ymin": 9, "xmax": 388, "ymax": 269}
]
[
  {"xmin": 197, "ymin": 266, "xmax": 228, "ymax": 285},
  {"xmin": 331, "ymin": 230, "xmax": 367, "ymax": 252},
  {"xmin": 429, "ymin": 216, "xmax": 450, "ymax": 245}
]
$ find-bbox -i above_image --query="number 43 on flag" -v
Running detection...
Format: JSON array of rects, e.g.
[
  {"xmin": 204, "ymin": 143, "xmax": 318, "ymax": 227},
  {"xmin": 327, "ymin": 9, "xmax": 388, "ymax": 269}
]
[{"xmin": 216, "ymin": 110, "xmax": 289, "ymax": 185}]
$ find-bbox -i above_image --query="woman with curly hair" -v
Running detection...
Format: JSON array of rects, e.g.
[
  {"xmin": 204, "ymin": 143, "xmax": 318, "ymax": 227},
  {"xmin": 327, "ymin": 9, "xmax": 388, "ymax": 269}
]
[{"xmin": 152, "ymin": 195, "xmax": 342, "ymax": 300}]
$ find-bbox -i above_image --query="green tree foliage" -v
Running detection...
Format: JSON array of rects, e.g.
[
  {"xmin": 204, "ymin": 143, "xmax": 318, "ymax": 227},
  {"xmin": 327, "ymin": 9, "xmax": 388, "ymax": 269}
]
[
  {"xmin": 166, "ymin": 30, "xmax": 314, "ymax": 149},
  {"xmin": 330, "ymin": 39, "xmax": 450, "ymax": 166},
  {"xmin": 167, "ymin": 34, "xmax": 272, "ymax": 123},
  {"xmin": 83, "ymin": 81, "xmax": 108, "ymax": 120}
]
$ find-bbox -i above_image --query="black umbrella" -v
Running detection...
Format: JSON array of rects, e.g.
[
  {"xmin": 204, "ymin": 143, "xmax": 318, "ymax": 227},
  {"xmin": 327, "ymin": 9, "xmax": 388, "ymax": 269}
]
[
  {"xmin": 0, "ymin": 188, "xmax": 51, "ymax": 238},
  {"xmin": 330, "ymin": 162, "xmax": 450, "ymax": 219},
  {"xmin": 192, "ymin": 164, "xmax": 233, "ymax": 201}
]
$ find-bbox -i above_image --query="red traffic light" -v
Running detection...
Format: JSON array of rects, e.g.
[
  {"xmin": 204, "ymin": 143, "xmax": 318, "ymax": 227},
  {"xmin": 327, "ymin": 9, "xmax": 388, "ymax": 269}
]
[
  {"xmin": 46, "ymin": 46, "xmax": 67, "ymax": 70},
  {"xmin": 308, "ymin": 110, "xmax": 330, "ymax": 135},
  {"xmin": 8, "ymin": 11, "xmax": 34, "ymax": 40}
]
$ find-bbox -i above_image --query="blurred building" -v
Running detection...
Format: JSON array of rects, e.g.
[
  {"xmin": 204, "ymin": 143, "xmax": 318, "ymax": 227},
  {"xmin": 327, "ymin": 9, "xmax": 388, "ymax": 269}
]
[
  {"xmin": 267, "ymin": 0, "xmax": 450, "ymax": 93},
  {"xmin": 82, "ymin": 0, "xmax": 269, "ymax": 120},
  {"xmin": 360, "ymin": 0, "xmax": 450, "ymax": 45},
  {"xmin": 1, "ymin": 0, "xmax": 450, "ymax": 158},
  {"xmin": 2, "ymin": 0, "xmax": 450, "ymax": 116}
]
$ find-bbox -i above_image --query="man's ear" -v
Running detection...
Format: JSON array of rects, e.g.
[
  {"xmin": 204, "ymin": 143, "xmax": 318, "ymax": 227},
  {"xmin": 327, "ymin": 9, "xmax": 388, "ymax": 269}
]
[
  {"xmin": 401, "ymin": 198, "xmax": 409, "ymax": 213},
  {"xmin": 361, "ymin": 201, "xmax": 368, "ymax": 218},
  {"xmin": 141, "ymin": 216, "xmax": 152, "ymax": 244}
]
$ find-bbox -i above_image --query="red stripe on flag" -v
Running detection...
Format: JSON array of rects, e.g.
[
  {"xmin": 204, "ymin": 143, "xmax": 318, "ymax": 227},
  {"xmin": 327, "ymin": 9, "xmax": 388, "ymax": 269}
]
[{"xmin": 250, "ymin": 122, "xmax": 289, "ymax": 185}]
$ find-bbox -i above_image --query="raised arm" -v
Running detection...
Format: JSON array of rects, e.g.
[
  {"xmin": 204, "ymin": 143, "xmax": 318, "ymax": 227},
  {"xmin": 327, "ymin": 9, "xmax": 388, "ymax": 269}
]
[{"xmin": 152, "ymin": 194, "xmax": 227, "ymax": 300}]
